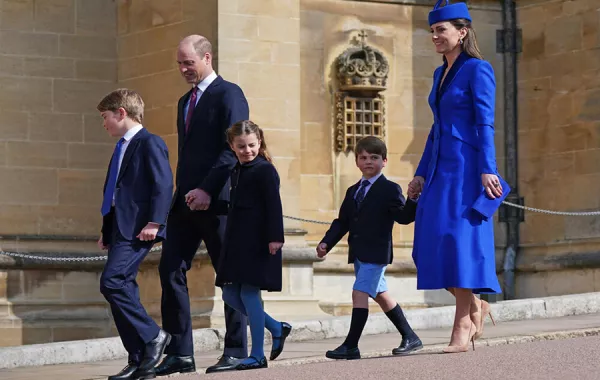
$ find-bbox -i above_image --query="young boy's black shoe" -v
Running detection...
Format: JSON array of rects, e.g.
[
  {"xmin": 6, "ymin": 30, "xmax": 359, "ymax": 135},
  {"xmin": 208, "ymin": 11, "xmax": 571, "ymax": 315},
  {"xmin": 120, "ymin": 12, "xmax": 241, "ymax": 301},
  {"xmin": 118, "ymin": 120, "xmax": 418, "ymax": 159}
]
[
  {"xmin": 391, "ymin": 335, "xmax": 423, "ymax": 355},
  {"xmin": 326, "ymin": 345, "xmax": 361, "ymax": 360}
]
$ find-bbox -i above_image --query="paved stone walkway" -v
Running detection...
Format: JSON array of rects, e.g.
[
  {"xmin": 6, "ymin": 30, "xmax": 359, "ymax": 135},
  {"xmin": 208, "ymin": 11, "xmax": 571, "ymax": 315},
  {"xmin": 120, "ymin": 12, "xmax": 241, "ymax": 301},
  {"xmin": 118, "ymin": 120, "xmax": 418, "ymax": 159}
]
[{"xmin": 2, "ymin": 313, "xmax": 600, "ymax": 379}]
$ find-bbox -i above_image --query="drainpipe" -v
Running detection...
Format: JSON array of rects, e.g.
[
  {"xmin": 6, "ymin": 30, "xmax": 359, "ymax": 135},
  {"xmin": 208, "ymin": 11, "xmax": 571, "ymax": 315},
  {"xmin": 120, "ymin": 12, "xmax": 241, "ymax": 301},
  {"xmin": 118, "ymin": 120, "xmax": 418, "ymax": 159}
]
[{"xmin": 498, "ymin": 0, "xmax": 522, "ymax": 301}]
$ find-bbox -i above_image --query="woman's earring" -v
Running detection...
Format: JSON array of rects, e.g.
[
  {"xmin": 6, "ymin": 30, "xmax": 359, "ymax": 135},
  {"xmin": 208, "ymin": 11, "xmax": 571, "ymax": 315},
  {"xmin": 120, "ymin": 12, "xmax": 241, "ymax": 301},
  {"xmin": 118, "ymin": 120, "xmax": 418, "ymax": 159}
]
[{"xmin": 459, "ymin": 38, "xmax": 464, "ymax": 45}]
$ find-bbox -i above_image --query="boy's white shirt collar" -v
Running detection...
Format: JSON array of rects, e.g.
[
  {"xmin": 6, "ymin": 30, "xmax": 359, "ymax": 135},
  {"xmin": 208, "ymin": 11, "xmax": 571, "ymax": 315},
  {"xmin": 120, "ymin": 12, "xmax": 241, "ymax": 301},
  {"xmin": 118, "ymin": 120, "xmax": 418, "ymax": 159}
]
[
  {"xmin": 122, "ymin": 124, "xmax": 143, "ymax": 141},
  {"xmin": 360, "ymin": 172, "xmax": 383, "ymax": 185}
]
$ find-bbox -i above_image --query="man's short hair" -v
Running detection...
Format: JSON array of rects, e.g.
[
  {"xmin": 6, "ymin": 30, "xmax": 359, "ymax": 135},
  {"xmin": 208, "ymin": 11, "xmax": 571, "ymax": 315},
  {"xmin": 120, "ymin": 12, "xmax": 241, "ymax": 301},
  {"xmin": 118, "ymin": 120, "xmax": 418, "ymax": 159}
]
[
  {"xmin": 355, "ymin": 136, "xmax": 387, "ymax": 160},
  {"xmin": 97, "ymin": 88, "xmax": 144, "ymax": 124},
  {"xmin": 192, "ymin": 36, "xmax": 212, "ymax": 56}
]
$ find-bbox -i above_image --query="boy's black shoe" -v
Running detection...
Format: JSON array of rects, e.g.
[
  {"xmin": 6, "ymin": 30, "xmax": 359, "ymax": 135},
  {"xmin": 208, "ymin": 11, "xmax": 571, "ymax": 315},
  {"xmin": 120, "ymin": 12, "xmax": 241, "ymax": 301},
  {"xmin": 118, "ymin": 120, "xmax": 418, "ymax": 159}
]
[
  {"xmin": 325, "ymin": 345, "xmax": 361, "ymax": 360},
  {"xmin": 392, "ymin": 335, "xmax": 423, "ymax": 355},
  {"xmin": 108, "ymin": 361, "xmax": 138, "ymax": 380}
]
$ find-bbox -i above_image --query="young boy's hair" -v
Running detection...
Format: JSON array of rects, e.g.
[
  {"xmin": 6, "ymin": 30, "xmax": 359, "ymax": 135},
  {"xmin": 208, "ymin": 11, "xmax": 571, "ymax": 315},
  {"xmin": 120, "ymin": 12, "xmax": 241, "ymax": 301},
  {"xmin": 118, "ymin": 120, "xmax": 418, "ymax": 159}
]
[
  {"xmin": 97, "ymin": 88, "xmax": 144, "ymax": 124},
  {"xmin": 355, "ymin": 136, "xmax": 387, "ymax": 160},
  {"xmin": 227, "ymin": 120, "xmax": 273, "ymax": 163}
]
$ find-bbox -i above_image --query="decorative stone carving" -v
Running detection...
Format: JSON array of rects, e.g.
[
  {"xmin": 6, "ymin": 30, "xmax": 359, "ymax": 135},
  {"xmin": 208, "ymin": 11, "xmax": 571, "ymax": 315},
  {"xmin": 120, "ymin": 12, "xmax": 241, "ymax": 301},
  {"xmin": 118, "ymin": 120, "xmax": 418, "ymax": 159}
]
[
  {"xmin": 336, "ymin": 30, "xmax": 390, "ymax": 92},
  {"xmin": 334, "ymin": 30, "xmax": 388, "ymax": 153}
]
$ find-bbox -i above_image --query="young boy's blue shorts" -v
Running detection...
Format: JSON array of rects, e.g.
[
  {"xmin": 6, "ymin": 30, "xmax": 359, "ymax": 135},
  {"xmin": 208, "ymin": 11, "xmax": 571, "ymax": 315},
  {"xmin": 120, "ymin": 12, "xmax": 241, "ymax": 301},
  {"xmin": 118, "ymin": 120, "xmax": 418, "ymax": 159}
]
[{"xmin": 353, "ymin": 259, "xmax": 388, "ymax": 298}]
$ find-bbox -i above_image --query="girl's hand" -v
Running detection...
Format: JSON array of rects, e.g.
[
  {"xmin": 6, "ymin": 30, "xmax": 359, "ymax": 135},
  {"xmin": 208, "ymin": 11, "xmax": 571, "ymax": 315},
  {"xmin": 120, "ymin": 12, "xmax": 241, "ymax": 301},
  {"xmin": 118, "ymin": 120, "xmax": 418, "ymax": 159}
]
[
  {"xmin": 269, "ymin": 242, "xmax": 283, "ymax": 255},
  {"xmin": 482, "ymin": 173, "xmax": 503, "ymax": 199}
]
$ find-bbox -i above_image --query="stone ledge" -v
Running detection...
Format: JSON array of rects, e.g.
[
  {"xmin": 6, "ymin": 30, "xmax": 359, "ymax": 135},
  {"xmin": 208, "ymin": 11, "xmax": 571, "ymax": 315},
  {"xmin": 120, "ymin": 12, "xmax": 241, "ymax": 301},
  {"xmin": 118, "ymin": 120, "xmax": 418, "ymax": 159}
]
[{"xmin": 1, "ymin": 291, "xmax": 600, "ymax": 369}]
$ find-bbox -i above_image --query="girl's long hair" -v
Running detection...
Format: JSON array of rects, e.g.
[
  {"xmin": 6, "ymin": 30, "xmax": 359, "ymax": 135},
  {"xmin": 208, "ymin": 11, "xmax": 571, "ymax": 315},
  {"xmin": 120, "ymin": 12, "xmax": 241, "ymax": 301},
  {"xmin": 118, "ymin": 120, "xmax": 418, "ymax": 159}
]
[
  {"xmin": 450, "ymin": 18, "xmax": 483, "ymax": 60},
  {"xmin": 226, "ymin": 120, "xmax": 273, "ymax": 163}
]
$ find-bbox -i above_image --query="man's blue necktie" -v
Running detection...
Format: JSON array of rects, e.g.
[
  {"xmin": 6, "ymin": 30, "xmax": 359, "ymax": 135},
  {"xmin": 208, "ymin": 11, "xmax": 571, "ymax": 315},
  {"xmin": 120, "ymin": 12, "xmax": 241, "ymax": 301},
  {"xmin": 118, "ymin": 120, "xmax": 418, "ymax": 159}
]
[
  {"xmin": 101, "ymin": 138, "xmax": 125, "ymax": 216},
  {"xmin": 355, "ymin": 180, "xmax": 369, "ymax": 206}
]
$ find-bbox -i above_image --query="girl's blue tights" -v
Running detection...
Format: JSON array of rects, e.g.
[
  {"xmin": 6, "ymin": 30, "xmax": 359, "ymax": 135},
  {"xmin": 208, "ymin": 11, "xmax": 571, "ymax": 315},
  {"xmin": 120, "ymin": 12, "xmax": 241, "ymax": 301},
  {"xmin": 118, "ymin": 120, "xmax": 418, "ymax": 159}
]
[{"xmin": 222, "ymin": 283, "xmax": 282, "ymax": 364}]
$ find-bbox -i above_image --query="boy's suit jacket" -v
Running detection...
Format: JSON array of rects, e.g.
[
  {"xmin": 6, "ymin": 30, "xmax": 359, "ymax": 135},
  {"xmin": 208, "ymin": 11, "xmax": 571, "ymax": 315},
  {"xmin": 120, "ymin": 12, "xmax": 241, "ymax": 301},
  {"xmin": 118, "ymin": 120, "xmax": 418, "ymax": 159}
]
[
  {"xmin": 320, "ymin": 174, "xmax": 416, "ymax": 265},
  {"xmin": 101, "ymin": 128, "xmax": 173, "ymax": 244},
  {"xmin": 173, "ymin": 76, "xmax": 249, "ymax": 212}
]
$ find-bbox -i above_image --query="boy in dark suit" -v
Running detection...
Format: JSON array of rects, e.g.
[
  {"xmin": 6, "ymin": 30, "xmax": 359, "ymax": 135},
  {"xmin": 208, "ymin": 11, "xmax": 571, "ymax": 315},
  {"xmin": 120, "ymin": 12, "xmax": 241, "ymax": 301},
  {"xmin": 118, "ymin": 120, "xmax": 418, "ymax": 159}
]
[
  {"xmin": 97, "ymin": 89, "xmax": 174, "ymax": 380},
  {"xmin": 317, "ymin": 136, "xmax": 422, "ymax": 360}
]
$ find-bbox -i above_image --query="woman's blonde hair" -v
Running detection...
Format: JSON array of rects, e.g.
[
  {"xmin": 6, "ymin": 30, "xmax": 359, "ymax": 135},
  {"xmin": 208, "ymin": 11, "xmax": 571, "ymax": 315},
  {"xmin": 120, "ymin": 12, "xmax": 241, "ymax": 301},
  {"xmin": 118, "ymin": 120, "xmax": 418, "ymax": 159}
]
[{"xmin": 226, "ymin": 120, "xmax": 272, "ymax": 163}]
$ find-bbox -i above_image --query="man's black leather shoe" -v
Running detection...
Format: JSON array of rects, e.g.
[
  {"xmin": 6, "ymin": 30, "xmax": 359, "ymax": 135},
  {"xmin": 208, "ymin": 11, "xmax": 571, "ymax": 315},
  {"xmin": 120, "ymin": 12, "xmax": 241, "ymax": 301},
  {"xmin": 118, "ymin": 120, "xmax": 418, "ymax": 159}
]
[
  {"xmin": 154, "ymin": 355, "xmax": 196, "ymax": 376},
  {"xmin": 205, "ymin": 355, "xmax": 242, "ymax": 374},
  {"xmin": 392, "ymin": 335, "xmax": 423, "ymax": 355},
  {"xmin": 270, "ymin": 322, "xmax": 292, "ymax": 360},
  {"xmin": 108, "ymin": 361, "xmax": 138, "ymax": 380},
  {"xmin": 235, "ymin": 356, "xmax": 268, "ymax": 371},
  {"xmin": 325, "ymin": 345, "xmax": 361, "ymax": 360},
  {"xmin": 136, "ymin": 330, "xmax": 171, "ymax": 374}
]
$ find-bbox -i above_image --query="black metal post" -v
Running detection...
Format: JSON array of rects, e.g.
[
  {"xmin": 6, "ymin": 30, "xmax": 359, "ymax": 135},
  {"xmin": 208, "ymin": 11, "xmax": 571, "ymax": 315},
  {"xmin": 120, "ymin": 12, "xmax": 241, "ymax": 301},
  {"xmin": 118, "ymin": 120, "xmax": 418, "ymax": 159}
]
[{"xmin": 500, "ymin": 0, "xmax": 521, "ymax": 301}]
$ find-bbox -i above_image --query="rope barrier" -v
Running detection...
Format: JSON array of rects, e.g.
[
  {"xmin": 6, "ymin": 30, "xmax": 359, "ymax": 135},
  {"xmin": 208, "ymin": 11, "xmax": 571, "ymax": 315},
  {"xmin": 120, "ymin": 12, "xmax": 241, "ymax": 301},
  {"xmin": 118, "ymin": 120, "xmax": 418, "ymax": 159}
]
[{"xmin": 2, "ymin": 202, "xmax": 599, "ymax": 262}]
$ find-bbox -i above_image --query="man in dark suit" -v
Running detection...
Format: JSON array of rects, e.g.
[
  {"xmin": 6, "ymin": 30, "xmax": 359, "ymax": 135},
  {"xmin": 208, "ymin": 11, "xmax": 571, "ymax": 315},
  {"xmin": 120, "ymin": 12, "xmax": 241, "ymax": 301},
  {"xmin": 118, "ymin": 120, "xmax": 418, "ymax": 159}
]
[
  {"xmin": 97, "ymin": 89, "xmax": 174, "ymax": 380},
  {"xmin": 154, "ymin": 35, "xmax": 249, "ymax": 376},
  {"xmin": 316, "ymin": 136, "xmax": 422, "ymax": 360}
]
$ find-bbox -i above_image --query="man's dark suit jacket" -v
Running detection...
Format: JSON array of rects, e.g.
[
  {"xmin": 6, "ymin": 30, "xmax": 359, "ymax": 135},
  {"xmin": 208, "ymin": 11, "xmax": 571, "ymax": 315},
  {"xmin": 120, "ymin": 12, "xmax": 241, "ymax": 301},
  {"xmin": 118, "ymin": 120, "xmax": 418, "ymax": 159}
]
[
  {"xmin": 101, "ymin": 128, "xmax": 173, "ymax": 244},
  {"xmin": 173, "ymin": 76, "xmax": 249, "ymax": 211},
  {"xmin": 320, "ymin": 174, "xmax": 417, "ymax": 265}
]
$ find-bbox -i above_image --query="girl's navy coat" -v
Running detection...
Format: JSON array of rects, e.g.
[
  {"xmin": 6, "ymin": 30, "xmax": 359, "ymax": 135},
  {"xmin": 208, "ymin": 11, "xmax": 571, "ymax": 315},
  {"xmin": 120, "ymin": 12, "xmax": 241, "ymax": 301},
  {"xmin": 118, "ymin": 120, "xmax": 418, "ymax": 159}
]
[{"xmin": 216, "ymin": 155, "xmax": 285, "ymax": 291}]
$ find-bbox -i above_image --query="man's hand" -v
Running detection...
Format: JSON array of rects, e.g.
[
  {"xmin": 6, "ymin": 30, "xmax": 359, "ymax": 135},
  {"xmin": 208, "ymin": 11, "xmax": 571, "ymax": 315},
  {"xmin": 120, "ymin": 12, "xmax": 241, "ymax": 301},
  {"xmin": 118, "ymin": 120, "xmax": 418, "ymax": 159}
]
[
  {"xmin": 98, "ymin": 236, "xmax": 108, "ymax": 250},
  {"xmin": 316, "ymin": 242, "xmax": 328, "ymax": 258},
  {"xmin": 186, "ymin": 188, "xmax": 211, "ymax": 211},
  {"xmin": 137, "ymin": 222, "xmax": 159, "ymax": 241},
  {"xmin": 269, "ymin": 242, "xmax": 283, "ymax": 255}
]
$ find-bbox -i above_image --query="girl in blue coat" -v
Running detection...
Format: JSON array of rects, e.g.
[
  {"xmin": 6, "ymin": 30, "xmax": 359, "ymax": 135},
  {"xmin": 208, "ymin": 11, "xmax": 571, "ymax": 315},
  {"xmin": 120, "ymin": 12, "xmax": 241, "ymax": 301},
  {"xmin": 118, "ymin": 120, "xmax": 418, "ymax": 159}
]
[
  {"xmin": 215, "ymin": 120, "xmax": 292, "ymax": 370},
  {"xmin": 408, "ymin": 1, "xmax": 503, "ymax": 353}
]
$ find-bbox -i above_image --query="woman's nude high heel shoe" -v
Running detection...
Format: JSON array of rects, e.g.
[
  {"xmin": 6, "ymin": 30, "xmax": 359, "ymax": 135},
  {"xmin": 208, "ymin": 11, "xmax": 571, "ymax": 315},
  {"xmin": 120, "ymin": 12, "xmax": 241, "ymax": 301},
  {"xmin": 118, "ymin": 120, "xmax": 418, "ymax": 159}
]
[
  {"xmin": 473, "ymin": 300, "xmax": 496, "ymax": 340},
  {"xmin": 442, "ymin": 322, "xmax": 476, "ymax": 354}
]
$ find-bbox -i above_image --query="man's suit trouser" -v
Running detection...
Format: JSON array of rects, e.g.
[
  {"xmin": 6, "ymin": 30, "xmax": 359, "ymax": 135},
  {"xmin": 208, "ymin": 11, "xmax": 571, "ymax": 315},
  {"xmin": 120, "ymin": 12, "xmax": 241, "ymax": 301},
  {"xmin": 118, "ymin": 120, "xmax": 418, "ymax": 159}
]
[
  {"xmin": 100, "ymin": 215, "xmax": 160, "ymax": 364},
  {"xmin": 159, "ymin": 206, "xmax": 248, "ymax": 358}
]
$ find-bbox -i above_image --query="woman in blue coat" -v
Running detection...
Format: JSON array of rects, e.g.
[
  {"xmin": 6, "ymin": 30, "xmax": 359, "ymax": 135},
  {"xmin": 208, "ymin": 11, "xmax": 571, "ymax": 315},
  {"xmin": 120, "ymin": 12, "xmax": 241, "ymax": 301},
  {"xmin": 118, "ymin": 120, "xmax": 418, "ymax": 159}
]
[{"xmin": 408, "ymin": 0, "xmax": 503, "ymax": 353}]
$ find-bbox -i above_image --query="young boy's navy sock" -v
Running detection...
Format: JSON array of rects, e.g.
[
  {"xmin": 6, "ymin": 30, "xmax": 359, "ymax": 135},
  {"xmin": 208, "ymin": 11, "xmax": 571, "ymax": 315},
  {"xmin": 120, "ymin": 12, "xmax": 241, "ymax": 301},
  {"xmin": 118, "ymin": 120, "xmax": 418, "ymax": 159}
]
[
  {"xmin": 343, "ymin": 308, "xmax": 369, "ymax": 349},
  {"xmin": 385, "ymin": 304, "xmax": 416, "ymax": 338}
]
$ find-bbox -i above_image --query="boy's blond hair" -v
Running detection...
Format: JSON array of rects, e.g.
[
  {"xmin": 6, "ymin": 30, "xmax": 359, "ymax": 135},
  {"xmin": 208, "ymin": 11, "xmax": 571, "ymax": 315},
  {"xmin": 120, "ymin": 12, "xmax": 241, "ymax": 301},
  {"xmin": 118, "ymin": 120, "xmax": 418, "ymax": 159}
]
[{"xmin": 97, "ymin": 88, "xmax": 144, "ymax": 124}]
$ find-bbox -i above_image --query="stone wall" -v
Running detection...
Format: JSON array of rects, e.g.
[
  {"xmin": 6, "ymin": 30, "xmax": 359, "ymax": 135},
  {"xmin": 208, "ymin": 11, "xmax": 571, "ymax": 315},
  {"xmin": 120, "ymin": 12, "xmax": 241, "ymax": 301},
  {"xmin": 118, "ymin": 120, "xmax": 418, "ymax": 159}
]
[
  {"xmin": 0, "ymin": 0, "xmax": 117, "ymax": 238},
  {"xmin": 515, "ymin": 0, "xmax": 600, "ymax": 298},
  {"xmin": 217, "ymin": 0, "xmax": 303, "ymax": 230}
]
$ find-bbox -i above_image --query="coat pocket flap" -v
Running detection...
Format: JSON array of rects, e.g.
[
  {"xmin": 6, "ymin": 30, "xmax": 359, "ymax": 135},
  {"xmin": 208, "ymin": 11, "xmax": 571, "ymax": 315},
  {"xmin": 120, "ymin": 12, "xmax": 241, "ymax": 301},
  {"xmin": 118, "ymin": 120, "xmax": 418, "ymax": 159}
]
[{"xmin": 451, "ymin": 124, "xmax": 479, "ymax": 150}]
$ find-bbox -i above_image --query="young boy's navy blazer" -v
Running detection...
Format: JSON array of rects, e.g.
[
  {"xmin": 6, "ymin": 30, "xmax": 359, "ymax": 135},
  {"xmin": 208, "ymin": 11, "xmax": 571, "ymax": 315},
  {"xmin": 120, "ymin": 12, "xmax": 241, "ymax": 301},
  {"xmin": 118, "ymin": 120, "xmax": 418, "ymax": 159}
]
[
  {"xmin": 101, "ymin": 128, "xmax": 173, "ymax": 245},
  {"xmin": 320, "ymin": 175, "xmax": 416, "ymax": 265}
]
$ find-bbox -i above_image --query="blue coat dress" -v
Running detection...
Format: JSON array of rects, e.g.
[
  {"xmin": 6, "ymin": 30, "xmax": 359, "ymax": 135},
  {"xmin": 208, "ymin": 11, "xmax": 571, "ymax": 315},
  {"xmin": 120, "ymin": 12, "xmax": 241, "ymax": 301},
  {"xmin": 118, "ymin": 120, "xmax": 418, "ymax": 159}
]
[{"xmin": 412, "ymin": 52, "xmax": 501, "ymax": 294}]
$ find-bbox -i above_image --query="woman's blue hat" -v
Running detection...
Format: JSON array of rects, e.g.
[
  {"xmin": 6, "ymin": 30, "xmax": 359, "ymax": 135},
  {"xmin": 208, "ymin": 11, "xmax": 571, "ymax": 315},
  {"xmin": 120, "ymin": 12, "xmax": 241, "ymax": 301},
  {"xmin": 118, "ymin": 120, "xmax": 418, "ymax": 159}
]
[{"xmin": 428, "ymin": 0, "xmax": 472, "ymax": 26}]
